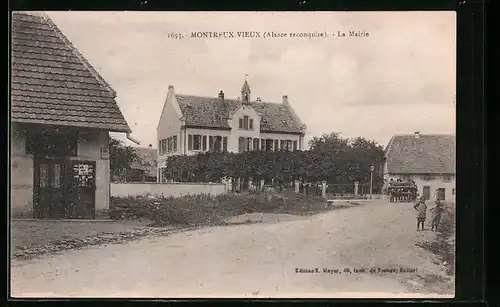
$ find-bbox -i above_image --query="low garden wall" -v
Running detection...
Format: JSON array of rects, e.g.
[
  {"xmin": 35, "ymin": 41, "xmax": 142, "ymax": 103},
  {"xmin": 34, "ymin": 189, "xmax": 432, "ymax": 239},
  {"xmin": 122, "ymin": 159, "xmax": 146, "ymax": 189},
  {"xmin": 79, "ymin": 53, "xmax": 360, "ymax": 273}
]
[{"xmin": 110, "ymin": 182, "xmax": 227, "ymax": 198}]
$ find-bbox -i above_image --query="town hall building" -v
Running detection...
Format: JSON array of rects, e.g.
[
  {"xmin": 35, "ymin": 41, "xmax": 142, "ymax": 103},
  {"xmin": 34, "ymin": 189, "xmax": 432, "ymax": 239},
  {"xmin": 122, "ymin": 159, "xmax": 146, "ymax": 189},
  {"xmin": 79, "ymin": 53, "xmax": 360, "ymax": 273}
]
[{"xmin": 156, "ymin": 80, "xmax": 307, "ymax": 182}]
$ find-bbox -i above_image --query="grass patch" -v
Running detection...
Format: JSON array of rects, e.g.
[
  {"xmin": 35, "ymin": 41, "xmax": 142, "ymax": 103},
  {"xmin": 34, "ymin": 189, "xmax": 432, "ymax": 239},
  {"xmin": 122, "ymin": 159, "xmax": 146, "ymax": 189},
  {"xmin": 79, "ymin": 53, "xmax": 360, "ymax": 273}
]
[{"xmin": 110, "ymin": 191, "xmax": 331, "ymax": 227}]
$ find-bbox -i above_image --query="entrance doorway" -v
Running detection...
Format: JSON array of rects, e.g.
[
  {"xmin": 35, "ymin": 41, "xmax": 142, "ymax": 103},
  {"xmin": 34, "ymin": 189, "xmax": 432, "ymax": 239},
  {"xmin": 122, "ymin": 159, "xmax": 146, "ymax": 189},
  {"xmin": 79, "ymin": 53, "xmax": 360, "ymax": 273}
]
[
  {"xmin": 423, "ymin": 186, "xmax": 431, "ymax": 200},
  {"xmin": 437, "ymin": 188, "xmax": 446, "ymax": 201},
  {"xmin": 34, "ymin": 157, "xmax": 66, "ymax": 219}
]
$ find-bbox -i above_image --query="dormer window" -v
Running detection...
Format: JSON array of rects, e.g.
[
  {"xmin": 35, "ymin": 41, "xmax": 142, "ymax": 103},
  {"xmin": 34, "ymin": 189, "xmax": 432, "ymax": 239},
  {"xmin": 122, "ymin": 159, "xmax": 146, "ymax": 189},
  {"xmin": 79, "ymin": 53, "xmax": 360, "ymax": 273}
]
[
  {"xmin": 239, "ymin": 115, "xmax": 253, "ymax": 130},
  {"xmin": 281, "ymin": 120, "xmax": 287, "ymax": 124}
]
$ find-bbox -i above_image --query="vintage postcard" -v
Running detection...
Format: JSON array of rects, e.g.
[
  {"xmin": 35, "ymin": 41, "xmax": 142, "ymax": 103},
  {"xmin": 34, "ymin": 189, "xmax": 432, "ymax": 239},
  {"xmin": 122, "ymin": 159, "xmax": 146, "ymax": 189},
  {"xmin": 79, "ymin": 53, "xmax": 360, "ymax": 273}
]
[{"xmin": 10, "ymin": 11, "xmax": 456, "ymax": 298}]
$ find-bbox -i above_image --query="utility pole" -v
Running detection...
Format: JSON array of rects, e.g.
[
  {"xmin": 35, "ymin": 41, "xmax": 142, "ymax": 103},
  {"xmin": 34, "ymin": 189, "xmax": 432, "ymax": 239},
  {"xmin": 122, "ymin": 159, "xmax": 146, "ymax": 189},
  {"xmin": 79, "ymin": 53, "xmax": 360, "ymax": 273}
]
[{"xmin": 369, "ymin": 165, "xmax": 375, "ymax": 199}]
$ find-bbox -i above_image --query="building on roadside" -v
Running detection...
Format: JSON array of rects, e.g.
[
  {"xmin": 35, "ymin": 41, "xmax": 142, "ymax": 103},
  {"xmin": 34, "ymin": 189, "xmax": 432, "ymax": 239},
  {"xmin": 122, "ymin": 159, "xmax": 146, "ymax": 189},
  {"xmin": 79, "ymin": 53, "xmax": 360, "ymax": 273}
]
[
  {"xmin": 122, "ymin": 145, "xmax": 157, "ymax": 183},
  {"xmin": 11, "ymin": 12, "xmax": 136, "ymax": 219},
  {"xmin": 383, "ymin": 132, "xmax": 456, "ymax": 202},
  {"xmin": 156, "ymin": 79, "xmax": 307, "ymax": 182}
]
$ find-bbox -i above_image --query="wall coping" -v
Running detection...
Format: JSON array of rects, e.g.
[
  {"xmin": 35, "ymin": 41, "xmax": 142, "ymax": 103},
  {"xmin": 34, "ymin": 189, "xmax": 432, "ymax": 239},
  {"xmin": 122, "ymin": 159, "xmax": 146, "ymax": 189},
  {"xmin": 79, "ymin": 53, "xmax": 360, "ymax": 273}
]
[{"xmin": 111, "ymin": 182, "xmax": 225, "ymax": 186}]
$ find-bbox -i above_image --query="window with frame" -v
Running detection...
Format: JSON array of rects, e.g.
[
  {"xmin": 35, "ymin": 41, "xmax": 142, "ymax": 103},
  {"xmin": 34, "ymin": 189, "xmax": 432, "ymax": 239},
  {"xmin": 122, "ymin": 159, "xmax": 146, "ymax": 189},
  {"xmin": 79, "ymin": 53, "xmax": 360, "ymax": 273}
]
[
  {"xmin": 274, "ymin": 140, "xmax": 279, "ymax": 151},
  {"xmin": 167, "ymin": 137, "xmax": 172, "ymax": 152},
  {"xmin": 243, "ymin": 116, "xmax": 249, "ymax": 130},
  {"xmin": 285, "ymin": 140, "xmax": 293, "ymax": 151},
  {"xmin": 280, "ymin": 140, "xmax": 285, "ymax": 150},
  {"xmin": 188, "ymin": 135, "xmax": 193, "ymax": 150},
  {"xmin": 265, "ymin": 139, "xmax": 273, "ymax": 151},
  {"xmin": 192, "ymin": 135, "xmax": 202, "ymax": 150},
  {"xmin": 238, "ymin": 137, "xmax": 246, "ymax": 153},
  {"xmin": 293, "ymin": 140, "xmax": 298, "ymax": 151},
  {"xmin": 202, "ymin": 135, "xmax": 207, "ymax": 151},
  {"xmin": 172, "ymin": 136, "xmax": 177, "ymax": 152},
  {"xmin": 222, "ymin": 136, "xmax": 228, "ymax": 152},
  {"xmin": 249, "ymin": 119, "xmax": 254, "ymax": 130},
  {"xmin": 246, "ymin": 137, "xmax": 252, "ymax": 151},
  {"xmin": 161, "ymin": 139, "xmax": 167, "ymax": 154},
  {"xmin": 239, "ymin": 118, "xmax": 243, "ymax": 129},
  {"xmin": 208, "ymin": 136, "xmax": 214, "ymax": 151},
  {"xmin": 214, "ymin": 136, "xmax": 223, "ymax": 152},
  {"xmin": 253, "ymin": 138, "xmax": 260, "ymax": 151}
]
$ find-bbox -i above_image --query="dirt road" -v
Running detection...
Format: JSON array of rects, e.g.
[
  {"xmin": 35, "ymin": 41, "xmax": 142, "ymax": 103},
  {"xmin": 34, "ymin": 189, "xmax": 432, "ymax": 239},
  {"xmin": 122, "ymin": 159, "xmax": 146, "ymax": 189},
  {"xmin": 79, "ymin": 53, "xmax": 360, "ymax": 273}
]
[{"xmin": 11, "ymin": 201, "xmax": 454, "ymax": 298}]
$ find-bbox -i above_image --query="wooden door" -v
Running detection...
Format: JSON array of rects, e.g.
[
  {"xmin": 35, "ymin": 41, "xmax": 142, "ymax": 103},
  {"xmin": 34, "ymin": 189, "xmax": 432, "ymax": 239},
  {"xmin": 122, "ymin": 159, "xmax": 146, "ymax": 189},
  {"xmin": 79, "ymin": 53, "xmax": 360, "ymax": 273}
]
[
  {"xmin": 66, "ymin": 160, "xmax": 96, "ymax": 219},
  {"xmin": 34, "ymin": 158, "xmax": 66, "ymax": 219},
  {"xmin": 423, "ymin": 186, "xmax": 431, "ymax": 200}
]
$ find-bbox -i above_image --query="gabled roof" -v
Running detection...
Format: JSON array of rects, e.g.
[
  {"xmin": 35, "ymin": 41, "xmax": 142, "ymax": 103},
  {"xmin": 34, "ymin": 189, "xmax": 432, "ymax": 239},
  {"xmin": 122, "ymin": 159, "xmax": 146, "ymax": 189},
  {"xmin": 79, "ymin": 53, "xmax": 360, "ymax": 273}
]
[
  {"xmin": 384, "ymin": 134, "xmax": 456, "ymax": 174},
  {"xmin": 11, "ymin": 12, "xmax": 131, "ymax": 132},
  {"xmin": 130, "ymin": 147, "xmax": 157, "ymax": 177},
  {"xmin": 176, "ymin": 94, "xmax": 303, "ymax": 134}
]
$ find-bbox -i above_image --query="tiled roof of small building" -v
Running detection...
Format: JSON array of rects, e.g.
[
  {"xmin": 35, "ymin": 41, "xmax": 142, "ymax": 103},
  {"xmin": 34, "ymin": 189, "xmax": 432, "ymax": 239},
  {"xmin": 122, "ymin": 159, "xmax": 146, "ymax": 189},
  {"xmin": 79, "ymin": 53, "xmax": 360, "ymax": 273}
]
[
  {"xmin": 11, "ymin": 12, "xmax": 131, "ymax": 132},
  {"xmin": 176, "ymin": 94, "xmax": 302, "ymax": 134},
  {"xmin": 385, "ymin": 134, "xmax": 456, "ymax": 174}
]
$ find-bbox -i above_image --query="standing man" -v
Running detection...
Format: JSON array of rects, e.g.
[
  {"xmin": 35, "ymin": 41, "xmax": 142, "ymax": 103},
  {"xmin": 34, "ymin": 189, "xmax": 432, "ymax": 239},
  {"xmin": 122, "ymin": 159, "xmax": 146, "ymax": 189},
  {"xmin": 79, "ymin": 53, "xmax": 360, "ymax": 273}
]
[
  {"xmin": 430, "ymin": 199, "xmax": 444, "ymax": 231},
  {"xmin": 413, "ymin": 196, "xmax": 428, "ymax": 231}
]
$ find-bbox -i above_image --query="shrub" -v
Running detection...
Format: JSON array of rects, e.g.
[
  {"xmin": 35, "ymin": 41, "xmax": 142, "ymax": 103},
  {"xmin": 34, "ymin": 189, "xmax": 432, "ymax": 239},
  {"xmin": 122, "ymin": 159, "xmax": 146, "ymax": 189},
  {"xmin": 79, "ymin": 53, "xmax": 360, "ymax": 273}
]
[{"xmin": 109, "ymin": 195, "xmax": 155, "ymax": 220}]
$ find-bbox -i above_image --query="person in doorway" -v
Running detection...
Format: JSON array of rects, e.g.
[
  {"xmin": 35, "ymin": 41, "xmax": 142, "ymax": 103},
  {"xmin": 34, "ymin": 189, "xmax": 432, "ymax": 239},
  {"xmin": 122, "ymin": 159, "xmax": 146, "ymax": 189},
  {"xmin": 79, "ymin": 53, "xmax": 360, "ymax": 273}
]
[
  {"xmin": 413, "ymin": 196, "xmax": 428, "ymax": 231},
  {"xmin": 430, "ymin": 199, "xmax": 444, "ymax": 231}
]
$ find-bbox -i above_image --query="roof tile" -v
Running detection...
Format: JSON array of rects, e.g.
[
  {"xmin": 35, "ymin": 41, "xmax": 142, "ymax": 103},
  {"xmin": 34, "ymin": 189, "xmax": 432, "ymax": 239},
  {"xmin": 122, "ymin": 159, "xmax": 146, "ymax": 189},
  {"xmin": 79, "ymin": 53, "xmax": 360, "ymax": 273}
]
[
  {"xmin": 11, "ymin": 12, "xmax": 130, "ymax": 132},
  {"xmin": 176, "ymin": 94, "xmax": 302, "ymax": 134},
  {"xmin": 385, "ymin": 134, "xmax": 456, "ymax": 174}
]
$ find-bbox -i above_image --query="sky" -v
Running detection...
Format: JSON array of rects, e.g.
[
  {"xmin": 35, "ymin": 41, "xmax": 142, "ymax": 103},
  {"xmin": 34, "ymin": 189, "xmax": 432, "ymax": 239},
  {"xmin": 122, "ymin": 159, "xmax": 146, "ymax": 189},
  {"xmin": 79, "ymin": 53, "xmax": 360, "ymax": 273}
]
[{"xmin": 47, "ymin": 11, "xmax": 456, "ymax": 149}]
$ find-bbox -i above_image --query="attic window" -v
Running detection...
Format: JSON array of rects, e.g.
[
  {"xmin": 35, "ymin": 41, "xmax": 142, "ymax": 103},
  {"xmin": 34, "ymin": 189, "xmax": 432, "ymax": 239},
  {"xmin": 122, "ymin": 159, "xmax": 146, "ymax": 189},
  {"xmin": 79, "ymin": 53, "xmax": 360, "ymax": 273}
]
[{"xmin": 281, "ymin": 120, "xmax": 287, "ymax": 124}]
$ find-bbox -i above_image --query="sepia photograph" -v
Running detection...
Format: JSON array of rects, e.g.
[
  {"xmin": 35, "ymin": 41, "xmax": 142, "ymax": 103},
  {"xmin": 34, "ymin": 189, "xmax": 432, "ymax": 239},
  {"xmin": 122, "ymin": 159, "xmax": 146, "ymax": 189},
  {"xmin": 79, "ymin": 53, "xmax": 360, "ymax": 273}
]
[{"xmin": 10, "ymin": 11, "xmax": 456, "ymax": 298}]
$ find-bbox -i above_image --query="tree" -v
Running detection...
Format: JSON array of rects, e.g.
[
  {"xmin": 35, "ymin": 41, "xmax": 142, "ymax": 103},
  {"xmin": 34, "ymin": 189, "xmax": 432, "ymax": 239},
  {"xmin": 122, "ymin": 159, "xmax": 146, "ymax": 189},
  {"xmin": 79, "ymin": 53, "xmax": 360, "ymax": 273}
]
[
  {"xmin": 109, "ymin": 138, "xmax": 139, "ymax": 181},
  {"xmin": 158, "ymin": 132, "xmax": 385, "ymax": 190}
]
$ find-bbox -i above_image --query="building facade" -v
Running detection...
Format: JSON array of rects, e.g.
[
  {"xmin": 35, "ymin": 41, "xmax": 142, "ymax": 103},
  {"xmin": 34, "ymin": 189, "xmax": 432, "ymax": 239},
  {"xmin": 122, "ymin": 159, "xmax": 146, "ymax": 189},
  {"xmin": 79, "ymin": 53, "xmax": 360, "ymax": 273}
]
[
  {"xmin": 11, "ymin": 12, "xmax": 134, "ymax": 219},
  {"xmin": 156, "ymin": 80, "xmax": 307, "ymax": 182},
  {"xmin": 383, "ymin": 132, "xmax": 456, "ymax": 202}
]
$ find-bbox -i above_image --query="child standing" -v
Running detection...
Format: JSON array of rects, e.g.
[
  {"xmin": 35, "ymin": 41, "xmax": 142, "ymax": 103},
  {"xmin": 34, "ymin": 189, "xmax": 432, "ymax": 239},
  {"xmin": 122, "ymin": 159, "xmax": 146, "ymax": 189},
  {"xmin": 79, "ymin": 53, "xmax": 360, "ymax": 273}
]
[
  {"xmin": 430, "ymin": 199, "xmax": 444, "ymax": 231},
  {"xmin": 413, "ymin": 196, "xmax": 428, "ymax": 231}
]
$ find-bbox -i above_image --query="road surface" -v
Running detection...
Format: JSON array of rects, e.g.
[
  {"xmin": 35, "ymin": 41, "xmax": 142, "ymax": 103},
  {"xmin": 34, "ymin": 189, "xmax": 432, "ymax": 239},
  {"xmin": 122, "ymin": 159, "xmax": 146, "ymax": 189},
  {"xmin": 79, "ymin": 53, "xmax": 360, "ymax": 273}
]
[{"xmin": 11, "ymin": 201, "xmax": 453, "ymax": 298}]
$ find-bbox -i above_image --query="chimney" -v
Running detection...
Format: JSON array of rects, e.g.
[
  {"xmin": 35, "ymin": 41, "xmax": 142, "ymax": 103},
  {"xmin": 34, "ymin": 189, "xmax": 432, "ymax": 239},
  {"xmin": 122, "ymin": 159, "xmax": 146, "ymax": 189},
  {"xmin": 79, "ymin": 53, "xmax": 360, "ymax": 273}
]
[
  {"xmin": 218, "ymin": 90, "xmax": 224, "ymax": 101},
  {"xmin": 256, "ymin": 97, "xmax": 261, "ymax": 102},
  {"xmin": 148, "ymin": 144, "xmax": 152, "ymax": 148},
  {"xmin": 282, "ymin": 95, "xmax": 288, "ymax": 104},
  {"xmin": 414, "ymin": 132, "xmax": 420, "ymax": 139}
]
